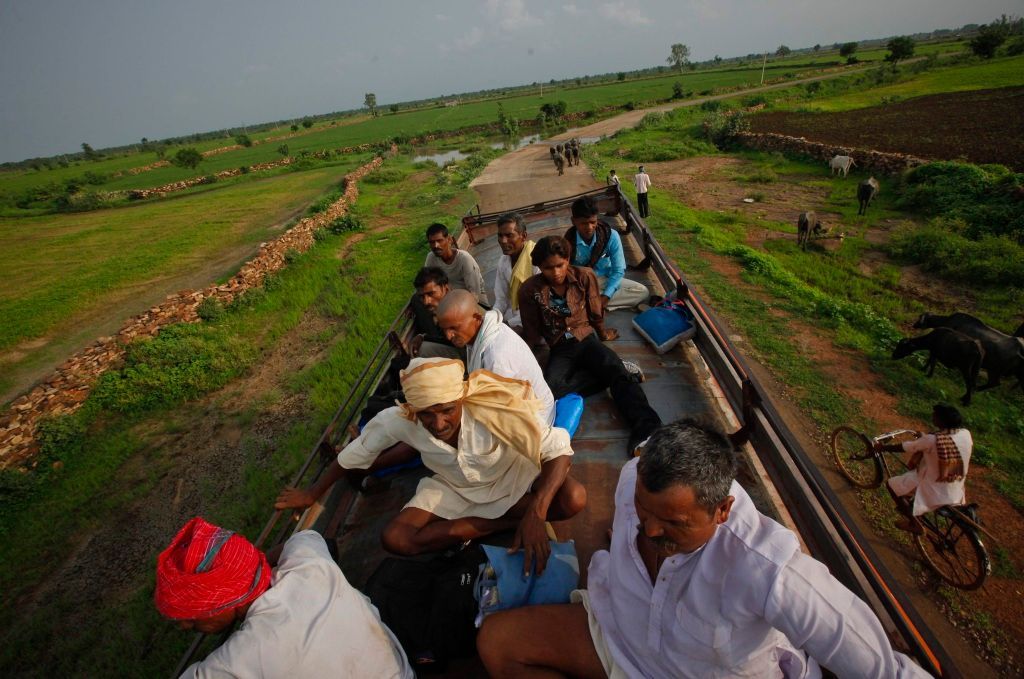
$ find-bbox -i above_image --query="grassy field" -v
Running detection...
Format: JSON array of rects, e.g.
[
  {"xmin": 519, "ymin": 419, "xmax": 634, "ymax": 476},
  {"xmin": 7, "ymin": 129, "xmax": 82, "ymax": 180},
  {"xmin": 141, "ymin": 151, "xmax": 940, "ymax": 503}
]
[
  {"xmin": 792, "ymin": 53, "xmax": 1024, "ymax": 111},
  {"xmin": 0, "ymin": 151, "xmax": 486, "ymax": 676},
  {"xmin": 0, "ymin": 155, "xmax": 371, "ymax": 398}
]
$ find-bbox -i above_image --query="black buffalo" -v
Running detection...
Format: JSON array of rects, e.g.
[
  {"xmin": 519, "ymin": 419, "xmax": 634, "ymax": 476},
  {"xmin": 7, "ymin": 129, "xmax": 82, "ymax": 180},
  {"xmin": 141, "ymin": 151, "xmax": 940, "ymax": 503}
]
[
  {"xmin": 857, "ymin": 177, "xmax": 879, "ymax": 215},
  {"xmin": 914, "ymin": 312, "xmax": 1024, "ymax": 392},
  {"xmin": 893, "ymin": 328, "xmax": 984, "ymax": 405}
]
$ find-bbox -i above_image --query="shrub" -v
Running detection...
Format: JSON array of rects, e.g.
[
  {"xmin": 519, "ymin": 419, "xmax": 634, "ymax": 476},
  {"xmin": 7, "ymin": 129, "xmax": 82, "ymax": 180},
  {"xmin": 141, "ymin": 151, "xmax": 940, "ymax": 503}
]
[
  {"xmin": 171, "ymin": 147, "xmax": 203, "ymax": 170},
  {"xmin": 743, "ymin": 94, "xmax": 770, "ymax": 107},
  {"xmin": 196, "ymin": 297, "xmax": 224, "ymax": 322},
  {"xmin": 700, "ymin": 100, "xmax": 723, "ymax": 112},
  {"xmin": 888, "ymin": 219, "xmax": 1024, "ymax": 287},
  {"xmin": 328, "ymin": 214, "xmax": 364, "ymax": 234},
  {"xmin": 702, "ymin": 111, "xmax": 750, "ymax": 150},
  {"xmin": 363, "ymin": 168, "xmax": 404, "ymax": 184},
  {"xmin": 234, "ymin": 134, "xmax": 253, "ymax": 147},
  {"xmin": 283, "ymin": 248, "xmax": 301, "ymax": 265},
  {"xmin": 290, "ymin": 124, "xmax": 299, "ymax": 132},
  {"xmin": 636, "ymin": 112, "xmax": 666, "ymax": 130},
  {"xmin": 738, "ymin": 169, "xmax": 777, "ymax": 184},
  {"xmin": 539, "ymin": 101, "xmax": 567, "ymax": 118},
  {"xmin": 239, "ymin": 166, "xmax": 250, "ymax": 174},
  {"xmin": 35, "ymin": 413, "xmax": 87, "ymax": 465},
  {"xmin": 1008, "ymin": 37, "xmax": 1024, "ymax": 56},
  {"xmin": 227, "ymin": 287, "xmax": 266, "ymax": 311}
]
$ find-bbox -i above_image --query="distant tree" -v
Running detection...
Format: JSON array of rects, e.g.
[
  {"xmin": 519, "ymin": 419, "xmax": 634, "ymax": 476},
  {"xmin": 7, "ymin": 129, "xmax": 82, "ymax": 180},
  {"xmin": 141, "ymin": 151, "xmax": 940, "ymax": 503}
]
[
  {"xmin": 713, "ymin": 55, "xmax": 722, "ymax": 65},
  {"xmin": 970, "ymin": 22, "xmax": 1009, "ymax": 58},
  {"xmin": 81, "ymin": 142, "xmax": 101, "ymax": 161},
  {"xmin": 672, "ymin": 81, "xmax": 685, "ymax": 99},
  {"xmin": 155, "ymin": 145, "xmax": 167, "ymax": 159},
  {"xmin": 290, "ymin": 124, "xmax": 299, "ymax": 132},
  {"xmin": 276, "ymin": 144, "xmax": 289, "ymax": 157},
  {"xmin": 389, "ymin": 104, "xmax": 399, "ymax": 114},
  {"xmin": 885, "ymin": 36, "xmax": 915, "ymax": 65},
  {"xmin": 496, "ymin": 103, "xmax": 519, "ymax": 137},
  {"xmin": 813, "ymin": 43, "xmax": 821, "ymax": 52},
  {"xmin": 235, "ymin": 134, "xmax": 253, "ymax": 147},
  {"xmin": 775, "ymin": 44, "xmax": 791, "ymax": 57},
  {"xmin": 616, "ymin": 72, "xmax": 626, "ymax": 81},
  {"xmin": 364, "ymin": 92, "xmax": 378, "ymax": 117},
  {"xmin": 839, "ymin": 42, "xmax": 858, "ymax": 58},
  {"xmin": 539, "ymin": 100, "xmax": 568, "ymax": 118},
  {"xmin": 667, "ymin": 43, "xmax": 691, "ymax": 73},
  {"xmin": 171, "ymin": 147, "xmax": 203, "ymax": 170},
  {"xmin": 302, "ymin": 119, "xmax": 313, "ymax": 129},
  {"xmin": 1009, "ymin": 36, "xmax": 1024, "ymax": 56}
]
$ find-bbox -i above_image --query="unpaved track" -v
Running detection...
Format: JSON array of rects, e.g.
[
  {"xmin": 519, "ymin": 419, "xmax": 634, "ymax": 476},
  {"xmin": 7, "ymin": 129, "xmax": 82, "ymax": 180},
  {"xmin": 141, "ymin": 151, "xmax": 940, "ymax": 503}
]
[{"xmin": 471, "ymin": 79, "xmax": 998, "ymax": 677}]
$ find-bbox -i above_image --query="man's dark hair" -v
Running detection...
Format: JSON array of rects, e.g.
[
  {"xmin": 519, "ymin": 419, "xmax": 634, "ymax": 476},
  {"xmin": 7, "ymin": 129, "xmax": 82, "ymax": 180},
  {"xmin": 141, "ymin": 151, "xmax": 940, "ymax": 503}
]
[
  {"xmin": 933, "ymin": 403, "xmax": 963, "ymax": 430},
  {"xmin": 637, "ymin": 419, "xmax": 737, "ymax": 511},
  {"xmin": 425, "ymin": 223, "xmax": 449, "ymax": 239},
  {"xmin": 570, "ymin": 196, "xmax": 599, "ymax": 219},
  {"xmin": 413, "ymin": 267, "xmax": 449, "ymax": 289},
  {"xmin": 531, "ymin": 235, "xmax": 572, "ymax": 267},
  {"xmin": 496, "ymin": 212, "xmax": 526, "ymax": 234}
]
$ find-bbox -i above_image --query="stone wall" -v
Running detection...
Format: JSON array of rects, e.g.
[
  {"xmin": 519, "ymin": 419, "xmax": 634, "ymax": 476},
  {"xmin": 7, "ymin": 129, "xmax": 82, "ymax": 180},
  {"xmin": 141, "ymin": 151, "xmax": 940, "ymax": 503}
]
[
  {"xmin": 0, "ymin": 149, "xmax": 393, "ymax": 471},
  {"xmin": 735, "ymin": 131, "xmax": 927, "ymax": 175}
]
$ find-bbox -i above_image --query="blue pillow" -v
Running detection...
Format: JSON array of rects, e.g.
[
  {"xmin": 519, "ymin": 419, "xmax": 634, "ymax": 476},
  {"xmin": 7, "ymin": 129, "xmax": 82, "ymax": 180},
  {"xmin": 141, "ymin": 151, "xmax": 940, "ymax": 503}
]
[
  {"xmin": 633, "ymin": 300, "xmax": 696, "ymax": 354},
  {"xmin": 477, "ymin": 541, "xmax": 579, "ymax": 613}
]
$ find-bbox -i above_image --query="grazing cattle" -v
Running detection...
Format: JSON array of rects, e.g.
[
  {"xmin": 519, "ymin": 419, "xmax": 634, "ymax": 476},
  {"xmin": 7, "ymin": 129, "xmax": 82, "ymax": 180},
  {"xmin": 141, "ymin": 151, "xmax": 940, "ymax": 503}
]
[
  {"xmin": 892, "ymin": 328, "xmax": 985, "ymax": 405},
  {"xmin": 554, "ymin": 153, "xmax": 565, "ymax": 176},
  {"xmin": 570, "ymin": 146, "xmax": 580, "ymax": 166},
  {"xmin": 797, "ymin": 211, "xmax": 822, "ymax": 250},
  {"xmin": 829, "ymin": 155, "xmax": 856, "ymax": 177},
  {"xmin": 857, "ymin": 177, "xmax": 879, "ymax": 215},
  {"xmin": 549, "ymin": 146, "xmax": 557, "ymax": 159},
  {"xmin": 556, "ymin": 143, "xmax": 564, "ymax": 155},
  {"xmin": 914, "ymin": 312, "xmax": 1024, "ymax": 392}
]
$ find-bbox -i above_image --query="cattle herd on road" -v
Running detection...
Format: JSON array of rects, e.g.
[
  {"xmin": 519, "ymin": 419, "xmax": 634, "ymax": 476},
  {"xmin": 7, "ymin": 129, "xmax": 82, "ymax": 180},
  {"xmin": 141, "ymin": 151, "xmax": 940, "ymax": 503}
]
[{"xmin": 549, "ymin": 138, "xmax": 580, "ymax": 176}]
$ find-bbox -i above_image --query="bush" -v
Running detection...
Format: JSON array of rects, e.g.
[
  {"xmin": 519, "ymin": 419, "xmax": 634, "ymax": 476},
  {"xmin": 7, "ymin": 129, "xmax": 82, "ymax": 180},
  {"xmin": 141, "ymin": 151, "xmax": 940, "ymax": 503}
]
[
  {"xmin": 227, "ymin": 287, "xmax": 266, "ymax": 312},
  {"xmin": 742, "ymin": 94, "xmax": 770, "ymax": 107},
  {"xmin": 234, "ymin": 134, "xmax": 253, "ymax": 147},
  {"xmin": 702, "ymin": 111, "xmax": 750, "ymax": 150},
  {"xmin": 363, "ymin": 168, "xmax": 404, "ymax": 184},
  {"xmin": 35, "ymin": 413, "xmax": 87, "ymax": 465},
  {"xmin": 539, "ymin": 101, "xmax": 568, "ymax": 118},
  {"xmin": 196, "ymin": 296, "xmax": 224, "ymax": 322},
  {"xmin": 699, "ymin": 100, "xmax": 723, "ymax": 112},
  {"xmin": 895, "ymin": 162, "xmax": 1024, "ymax": 240},
  {"xmin": 171, "ymin": 147, "xmax": 203, "ymax": 170},
  {"xmin": 636, "ymin": 112, "xmax": 666, "ymax": 131},
  {"xmin": 672, "ymin": 82, "xmax": 686, "ymax": 100},
  {"xmin": 239, "ymin": 166, "xmax": 250, "ymax": 174},
  {"xmin": 283, "ymin": 248, "xmax": 301, "ymax": 265},
  {"xmin": 1007, "ymin": 37, "xmax": 1024, "ymax": 56},
  {"xmin": 327, "ymin": 214, "xmax": 364, "ymax": 235},
  {"xmin": 888, "ymin": 219, "xmax": 1024, "ymax": 287}
]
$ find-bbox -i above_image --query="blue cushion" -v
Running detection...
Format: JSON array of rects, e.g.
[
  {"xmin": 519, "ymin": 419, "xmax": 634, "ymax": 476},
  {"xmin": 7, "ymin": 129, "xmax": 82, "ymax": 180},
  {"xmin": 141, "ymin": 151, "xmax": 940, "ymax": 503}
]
[
  {"xmin": 632, "ymin": 301, "xmax": 696, "ymax": 354},
  {"xmin": 479, "ymin": 541, "xmax": 579, "ymax": 611}
]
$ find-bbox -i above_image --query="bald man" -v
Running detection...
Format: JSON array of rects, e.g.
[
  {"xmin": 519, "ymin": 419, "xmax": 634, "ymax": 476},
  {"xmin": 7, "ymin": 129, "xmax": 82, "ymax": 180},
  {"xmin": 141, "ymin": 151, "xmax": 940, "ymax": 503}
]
[{"xmin": 436, "ymin": 290, "xmax": 555, "ymax": 425}]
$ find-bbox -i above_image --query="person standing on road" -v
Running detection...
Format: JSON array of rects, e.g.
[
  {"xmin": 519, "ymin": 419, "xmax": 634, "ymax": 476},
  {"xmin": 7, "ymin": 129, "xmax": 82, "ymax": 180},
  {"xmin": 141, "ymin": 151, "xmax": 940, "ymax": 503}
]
[{"xmin": 633, "ymin": 165, "xmax": 652, "ymax": 218}]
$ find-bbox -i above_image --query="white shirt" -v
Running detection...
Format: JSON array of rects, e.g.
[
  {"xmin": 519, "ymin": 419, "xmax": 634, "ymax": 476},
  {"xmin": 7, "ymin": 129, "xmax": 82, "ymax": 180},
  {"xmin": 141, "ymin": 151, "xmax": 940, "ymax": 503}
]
[
  {"xmin": 468, "ymin": 310, "xmax": 555, "ymax": 425},
  {"xmin": 182, "ymin": 531, "xmax": 413, "ymax": 679},
  {"xmin": 633, "ymin": 172, "xmax": 651, "ymax": 194},
  {"xmin": 424, "ymin": 250, "xmax": 487, "ymax": 304},
  {"xmin": 339, "ymin": 407, "xmax": 572, "ymax": 520},
  {"xmin": 894, "ymin": 429, "xmax": 972, "ymax": 516},
  {"xmin": 586, "ymin": 459, "xmax": 929, "ymax": 679},
  {"xmin": 493, "ymin": 251, "xmax": 539, "ymax": 328}
]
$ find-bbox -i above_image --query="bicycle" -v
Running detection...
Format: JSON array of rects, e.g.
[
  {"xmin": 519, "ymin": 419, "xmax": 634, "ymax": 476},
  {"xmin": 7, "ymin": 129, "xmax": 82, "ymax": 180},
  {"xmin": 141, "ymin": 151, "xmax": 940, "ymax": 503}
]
[{"xmin": 829, "ymin": 426, "xmax": 991, "ymax": 590}]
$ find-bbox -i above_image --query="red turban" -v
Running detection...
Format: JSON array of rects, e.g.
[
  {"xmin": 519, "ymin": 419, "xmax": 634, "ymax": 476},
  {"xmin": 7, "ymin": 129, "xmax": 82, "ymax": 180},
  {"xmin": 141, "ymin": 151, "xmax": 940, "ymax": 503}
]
[{"xmin": 155, "ymin": 517, "xmax": 272, "ymax": 620}]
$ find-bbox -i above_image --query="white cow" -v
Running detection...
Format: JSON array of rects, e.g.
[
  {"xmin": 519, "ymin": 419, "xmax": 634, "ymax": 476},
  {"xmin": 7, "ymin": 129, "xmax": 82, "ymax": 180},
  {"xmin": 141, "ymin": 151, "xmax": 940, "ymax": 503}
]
[{"xmin": 829, "ymin": 155, "xmax": 856, "ymax": 177}]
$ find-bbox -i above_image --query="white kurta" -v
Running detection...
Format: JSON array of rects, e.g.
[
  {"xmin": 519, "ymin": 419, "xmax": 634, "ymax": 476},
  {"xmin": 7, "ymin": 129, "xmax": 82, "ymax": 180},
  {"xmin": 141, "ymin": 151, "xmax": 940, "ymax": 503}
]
[
  {"xmin": 467, "ymin": 310, "xmax": 555, "ymax": 425},
  {"xmin": 338, "ymin": 407, "xmax": 572, "ymax": 519},
  {"xmin": 493, "ymin": 250, "xmax": 539, "ymax": 328},
  {"xmin": 181, "ymin": 531, "xmax": 413, "ymax": 679},
  {"xmin": 888, "ymin": 429, "xmax": 972, "ymax": 516},
  {"xmin": 585, "ymin": 459, "xmax": 930, "ymax": 679}
]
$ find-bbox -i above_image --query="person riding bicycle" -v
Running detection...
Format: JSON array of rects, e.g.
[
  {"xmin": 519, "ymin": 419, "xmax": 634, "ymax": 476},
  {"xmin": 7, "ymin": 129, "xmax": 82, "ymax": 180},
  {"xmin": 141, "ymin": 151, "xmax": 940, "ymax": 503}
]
[{"xmin": 874, "ymin": 403, "xmax": 972, "ymax": 535}]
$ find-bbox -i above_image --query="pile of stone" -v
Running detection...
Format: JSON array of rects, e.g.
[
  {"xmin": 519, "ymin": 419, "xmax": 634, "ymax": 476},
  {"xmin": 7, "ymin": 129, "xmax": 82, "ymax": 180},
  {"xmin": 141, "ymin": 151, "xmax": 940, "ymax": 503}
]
[
  {"xmin": 735, "ymin": 132, "xmax": 926, "ymax": 174},
  {"xmin": 0, "ymin": 149, "xmax": 392, "ymax": 471}
]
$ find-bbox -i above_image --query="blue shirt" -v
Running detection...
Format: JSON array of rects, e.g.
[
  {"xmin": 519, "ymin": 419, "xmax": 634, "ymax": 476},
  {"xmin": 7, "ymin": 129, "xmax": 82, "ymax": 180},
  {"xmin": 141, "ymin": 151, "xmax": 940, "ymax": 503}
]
[{"xmin": 574, "ymin": 229, "xmax": 626, "ymax": 298}]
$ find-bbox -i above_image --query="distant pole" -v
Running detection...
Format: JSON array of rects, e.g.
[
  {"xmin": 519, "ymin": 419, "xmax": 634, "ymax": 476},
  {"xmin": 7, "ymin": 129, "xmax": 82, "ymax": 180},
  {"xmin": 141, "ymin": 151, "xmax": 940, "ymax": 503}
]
[
  {"xmin": 540, "ymin": 82, "xmax": 544, "ymax": 98},
  {"xmin": 760, "ymin": 53, "xmax": 767, "ymax": 85}
]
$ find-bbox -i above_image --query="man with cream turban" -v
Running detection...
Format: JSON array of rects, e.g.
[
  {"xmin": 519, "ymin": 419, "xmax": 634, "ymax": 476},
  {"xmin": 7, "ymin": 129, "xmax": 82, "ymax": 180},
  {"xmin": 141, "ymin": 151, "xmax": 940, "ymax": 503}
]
[
  {"xmin": 156, "ymin": 517, "xmax": 412, "ymax": 678},
  {"xmin": 276, "ymin": 357, "xmax": 584, "ymax": 574}
]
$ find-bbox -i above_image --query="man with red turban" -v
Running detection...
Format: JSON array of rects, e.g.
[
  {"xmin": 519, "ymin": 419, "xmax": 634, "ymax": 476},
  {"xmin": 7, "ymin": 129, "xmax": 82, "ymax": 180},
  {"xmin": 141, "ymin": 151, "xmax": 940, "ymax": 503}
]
[
  {"xmin": 156, "ymin": 517, "xmax": 413, "ymax": 677},
  {"xmin": 276, "ymin": 357, "xmax": 587, "ymax": 575}
]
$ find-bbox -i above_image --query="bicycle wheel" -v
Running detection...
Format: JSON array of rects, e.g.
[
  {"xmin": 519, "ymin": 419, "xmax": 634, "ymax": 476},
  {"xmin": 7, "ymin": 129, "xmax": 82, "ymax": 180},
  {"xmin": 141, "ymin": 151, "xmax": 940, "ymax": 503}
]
[
  {"xmin": 914, "ymin": 509, "xmax": 990, "ymax": 590},
  {"xmin": 830, "ymin": 426, "xmax": 882, "ymax": 489}
]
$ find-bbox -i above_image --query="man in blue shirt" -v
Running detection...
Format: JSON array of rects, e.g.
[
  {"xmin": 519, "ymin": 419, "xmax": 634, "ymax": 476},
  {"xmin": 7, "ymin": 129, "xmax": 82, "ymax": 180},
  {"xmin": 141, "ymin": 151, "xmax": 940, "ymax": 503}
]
[{"xmin": 563, "ymin": 197, "xmax": 649, "ymax": 311}]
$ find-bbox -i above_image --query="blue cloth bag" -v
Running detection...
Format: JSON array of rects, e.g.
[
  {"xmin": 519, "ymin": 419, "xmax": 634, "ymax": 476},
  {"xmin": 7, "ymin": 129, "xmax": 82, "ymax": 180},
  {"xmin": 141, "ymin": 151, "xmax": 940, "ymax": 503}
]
[
  {"xmin": 553, "ymin": 394, "xmax": 584, "ymax": 437},
  {"xmin": 632, "ymin": 299, "xmax": 696, "ymax": 354},
  {"xmin": 475, "ymin": 541, "xmax": 579, "ymax": 623}
]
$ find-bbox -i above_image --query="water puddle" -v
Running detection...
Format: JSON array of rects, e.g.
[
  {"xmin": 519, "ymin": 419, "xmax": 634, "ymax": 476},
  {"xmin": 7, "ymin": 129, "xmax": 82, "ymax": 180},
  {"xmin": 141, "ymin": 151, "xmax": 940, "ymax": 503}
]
[{"xmin": 413, "ymin": 134, "xmax": 544, "ymax": 165}]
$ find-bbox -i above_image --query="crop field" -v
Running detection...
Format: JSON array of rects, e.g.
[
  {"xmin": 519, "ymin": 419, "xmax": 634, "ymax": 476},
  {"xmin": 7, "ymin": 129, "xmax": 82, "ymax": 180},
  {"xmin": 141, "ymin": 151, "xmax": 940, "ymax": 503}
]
[
  {"xmin": 751, "ymin": 86, "xmax": 1024, "ymax": 169},
  {"xmin": 0, "ymin": 156, "xmax": 370, "ymax": 400}
]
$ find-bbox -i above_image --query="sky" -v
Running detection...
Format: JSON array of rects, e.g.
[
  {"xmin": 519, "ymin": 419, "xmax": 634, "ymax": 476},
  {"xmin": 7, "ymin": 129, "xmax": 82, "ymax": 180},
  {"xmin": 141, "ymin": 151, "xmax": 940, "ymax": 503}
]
[{"xmin": 0, "ymin": 0, "xmax": 1018, "ymax": 163}]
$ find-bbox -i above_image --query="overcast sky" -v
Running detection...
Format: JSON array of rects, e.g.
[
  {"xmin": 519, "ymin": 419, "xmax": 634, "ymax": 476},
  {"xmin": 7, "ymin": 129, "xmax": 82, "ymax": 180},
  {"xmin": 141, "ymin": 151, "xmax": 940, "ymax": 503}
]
[{"xmin": 0, "ymin": 0, "xmax": 1018, "ymax": 163}]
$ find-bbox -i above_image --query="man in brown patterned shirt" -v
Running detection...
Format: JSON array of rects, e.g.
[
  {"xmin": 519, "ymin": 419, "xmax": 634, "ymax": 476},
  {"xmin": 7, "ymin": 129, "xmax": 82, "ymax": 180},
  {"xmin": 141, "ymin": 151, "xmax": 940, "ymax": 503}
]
[{"xmin": 519, "ymin": 235, "xmax": 662, "ymax": 453}]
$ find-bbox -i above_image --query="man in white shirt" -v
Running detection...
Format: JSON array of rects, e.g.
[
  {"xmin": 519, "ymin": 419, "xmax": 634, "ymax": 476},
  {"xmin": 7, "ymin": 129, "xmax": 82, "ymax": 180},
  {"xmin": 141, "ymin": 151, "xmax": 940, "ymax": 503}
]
[
  {"xmin": 276, "ymin": 357, "xmax": 585, "ymax": 575},
  {"xmin": 478, "ymin": 419, "xmax": 930, "ymax": 678},
  {"xmin": 633, "ymin": 165, "xmax": 652, "ymax": 217},
  {"xmin": 492, "ymin": 212, "xmax": 539, "ymax": 333},
  {"xmin": 156, "ymin": 518, "xmax": 413, "ymax": 679},
  {"xmin": 876, "ymin": 403, "xmax": 972, "ymax": 534},
  {"xmin": 435, "ymin": 289, "xmax": 555, "ymax": 425},
  {"xmin": 423, "ymin": 223, "xmax": 488, "ymax": 304}
]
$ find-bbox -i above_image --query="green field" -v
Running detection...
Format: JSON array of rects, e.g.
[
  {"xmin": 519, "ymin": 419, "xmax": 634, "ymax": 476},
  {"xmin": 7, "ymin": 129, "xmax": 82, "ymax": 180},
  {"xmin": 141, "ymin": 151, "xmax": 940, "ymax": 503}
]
[{"xmin": 0, "ymin": 156, "xmax": 370, "ymax": 398}]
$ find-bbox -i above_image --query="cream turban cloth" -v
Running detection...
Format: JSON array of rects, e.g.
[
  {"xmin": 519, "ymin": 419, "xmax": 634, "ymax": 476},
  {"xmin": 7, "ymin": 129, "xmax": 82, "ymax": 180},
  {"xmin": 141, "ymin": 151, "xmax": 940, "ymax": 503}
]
[{"xmin": 400, "ymin": 357, "xmax": 544, "ymax": 467}]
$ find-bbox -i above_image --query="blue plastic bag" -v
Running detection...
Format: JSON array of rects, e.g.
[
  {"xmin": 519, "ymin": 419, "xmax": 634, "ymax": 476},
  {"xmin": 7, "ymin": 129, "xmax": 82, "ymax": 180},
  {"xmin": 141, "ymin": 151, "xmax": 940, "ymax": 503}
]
[
  {"xmin": 475, "ymin": 541, "xmax": 579, "ymax": 624},
  {"xmin": 554, "ymin": 394, "xmax": 584, "ymax": 437},
  {"xmin": 632, "ymin": 299, "xmax": 696, "ymax": 354}
]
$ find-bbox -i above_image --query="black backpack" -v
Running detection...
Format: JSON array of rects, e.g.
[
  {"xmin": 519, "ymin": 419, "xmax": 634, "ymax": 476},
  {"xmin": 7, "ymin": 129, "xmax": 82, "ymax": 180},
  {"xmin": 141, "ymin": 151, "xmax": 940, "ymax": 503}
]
[{"xmin": 363, "ymin": 546, "xmax": 486, "ymax": 673}]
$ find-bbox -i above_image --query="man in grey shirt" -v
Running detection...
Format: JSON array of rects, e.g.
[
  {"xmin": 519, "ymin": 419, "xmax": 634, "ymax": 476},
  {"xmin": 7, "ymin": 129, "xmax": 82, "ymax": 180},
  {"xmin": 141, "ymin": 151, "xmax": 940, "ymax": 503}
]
[{"xmin": 423, "ymin": 223, "xmax": 488, "ymax": 304}]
